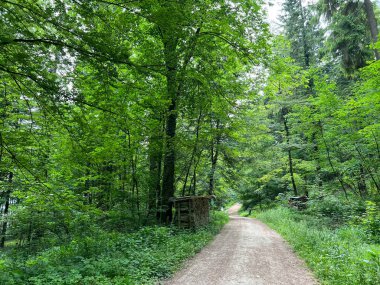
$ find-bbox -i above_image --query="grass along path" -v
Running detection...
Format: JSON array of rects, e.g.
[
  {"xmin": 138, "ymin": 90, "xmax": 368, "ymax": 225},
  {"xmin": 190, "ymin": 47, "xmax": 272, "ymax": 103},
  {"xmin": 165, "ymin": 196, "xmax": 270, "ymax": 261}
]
[{"xmin": 255, "ymin": 206, "xmax": 380, "ymax": 285}]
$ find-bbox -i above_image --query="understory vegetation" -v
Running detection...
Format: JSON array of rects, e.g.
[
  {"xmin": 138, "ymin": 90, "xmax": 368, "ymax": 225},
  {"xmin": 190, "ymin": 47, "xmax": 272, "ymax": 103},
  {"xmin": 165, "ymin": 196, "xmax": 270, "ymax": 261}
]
[
  {"xmin": 254, "ymin": 205, "xmax": 380, "ymax": 285},
  {"xmin": 0, "ymin": 212, "xmax": 228, "ymax": 285}
]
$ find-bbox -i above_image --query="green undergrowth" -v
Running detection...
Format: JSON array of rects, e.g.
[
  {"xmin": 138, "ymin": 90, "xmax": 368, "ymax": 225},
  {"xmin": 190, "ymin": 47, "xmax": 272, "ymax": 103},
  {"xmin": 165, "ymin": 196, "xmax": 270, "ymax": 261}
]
[
  {"xmin": 255, "ymin": 206, "xmax": 380, "ymax": 285},
  {"xmin": 0, "ymin": 211, "xmax": 228, "ymax": 285}
]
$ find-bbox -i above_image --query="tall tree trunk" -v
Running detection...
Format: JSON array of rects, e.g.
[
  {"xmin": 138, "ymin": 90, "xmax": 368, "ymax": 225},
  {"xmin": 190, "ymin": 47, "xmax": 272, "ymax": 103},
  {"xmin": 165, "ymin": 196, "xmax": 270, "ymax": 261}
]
[
  {"xmin": 149, "ymin": 149, "xmax": 162, "ymax": 219},
  {"xmin": 298, "ymin": 0, "xmax": 311, "ymax": 68},
  {"xmin": 209, "ymin": 119, "xmax": 221, "ymax": 196},
  {"xmin": 182, "ymin": 109, "xmax": 202, "ymax": 196},
  {"xmin": 283, "ymin": 116, "xmax": 298, "ymax": 196},
  {"xmin": 182, "ymin": 155, "xmax": 193, "ymax": 196},
  {"xmin": 160, "ymin": 35, "xmax": 178, "ymax": 223},
  {"xmin": 161, "ymin": 98, "xmax": 177, "ymax": 223},
  {"xmin": 312, "ymin": 131, "xmax": 323, "ymax": 188},
  {"xmin": 192, "ymin": 164, "xmax": 197, "ymax": 195},
  {"xmin": 357, "ymin": 164, "xmax": 368, "ymax": 198},
  {"xmin": 148, "ymin": 128, "xmax": 163, "ymax": 216},
  {"xmin": 0, "ymin": 172, "xmax": 12, "ymax": 248},
  {"xmin": 127, "ymin": 130, "xmax": 140, "ymax": 220},
  {"xmin": 133, "ymin": 154, "xmax": 140, "ymax": 219},
  {"xmin": 160, "ymin": 26, "xmax": 200, "ymax": 223},
  {"xmin": 189, "ymin": 152, "xmax": 203, "ymax": 196},
  {"xmin": 364, "ymin": 0, "xmax": 380, "ymax": 60}
]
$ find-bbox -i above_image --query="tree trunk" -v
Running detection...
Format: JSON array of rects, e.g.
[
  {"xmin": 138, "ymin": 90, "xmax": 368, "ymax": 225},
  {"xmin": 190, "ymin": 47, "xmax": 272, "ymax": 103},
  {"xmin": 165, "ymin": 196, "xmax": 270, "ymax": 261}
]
[
  {"xmin": 133, "ymin": 154, "xmax": 140, "ymax": 220},
  {"xmin": 357, "ymin": 164, "xmax": 367, "ymax": 198},
  {"xmin": 148, "ymin": 132, "xmax": 162, "ymax": 216},
  {"xmin": 298, "ymin": 0, "xmax": 311, "ymax": 68},
  {"xmin": 209, "ymin": 119, "xmax": 221, "ymax": 196},
  {"xmin": 283, "ymin": 117, "xmax": 298, "ymax": 196},
  {"xmin": 0, "ymin": 172, "xmax": 12, "ymax": 248},
  {"xmin": 160, "ymin": 26, "xmax": 200, "ymax": 223},
  {"xmin": 160, "ymin": 34, "xmax": 178, "ymax": 223},
  {"xmin": 182, "ymin": 109, "xmax": 202, "ymax": 196},
  {"xmin": 312, "ymin": 131, "xmax": 323, "ymax": 188},
  {"xmin": 126, "ymin": 130, "xmax": 140, "ymax": 220},
  {"xmin": 364, "ymin": 0, "xmax": 380, "ymax": 60},
  {"xmin": 161, "ymin": 98, "xmax": 177, "ymax": 223},
  {"xmin": 192, "ymin": 165, "xmax": 197, "ymax": 195},
  {"xmin": 190, "ymin": 152, "xmax": 202, "ymax": 196}
]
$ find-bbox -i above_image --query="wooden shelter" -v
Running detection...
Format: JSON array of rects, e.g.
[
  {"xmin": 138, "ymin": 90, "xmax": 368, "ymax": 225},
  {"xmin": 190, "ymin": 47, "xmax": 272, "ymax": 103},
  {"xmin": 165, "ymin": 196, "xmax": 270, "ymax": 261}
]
[{"xmin": 171, "ymin": 196, "xmax": 213, "ymax": 229}]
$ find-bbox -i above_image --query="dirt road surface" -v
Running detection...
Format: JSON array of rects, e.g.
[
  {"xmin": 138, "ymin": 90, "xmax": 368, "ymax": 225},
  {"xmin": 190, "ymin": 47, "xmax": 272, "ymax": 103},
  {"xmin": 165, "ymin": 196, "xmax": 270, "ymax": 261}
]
[{"xmin": 162, "ymin": 204, "xmax": 318, "ymax": 285}]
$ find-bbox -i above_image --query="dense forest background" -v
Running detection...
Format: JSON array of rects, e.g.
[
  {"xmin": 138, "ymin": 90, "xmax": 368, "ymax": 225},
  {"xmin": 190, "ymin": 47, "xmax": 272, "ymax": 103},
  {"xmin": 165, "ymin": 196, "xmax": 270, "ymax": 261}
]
[
  {"xmin": 240, "ymin": 0, "xmax": 380, "ymax": 208},
  {"xmin": 0, "ymin": 0, "xmax": 379, "ymax": 284}
]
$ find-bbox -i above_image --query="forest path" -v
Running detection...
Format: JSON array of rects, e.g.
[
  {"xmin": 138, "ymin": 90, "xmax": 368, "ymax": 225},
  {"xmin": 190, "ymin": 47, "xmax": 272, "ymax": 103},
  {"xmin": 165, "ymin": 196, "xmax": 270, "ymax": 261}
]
[{"xmin": 162, "ymin": 204, "xmax": 318, "ymax": 285}]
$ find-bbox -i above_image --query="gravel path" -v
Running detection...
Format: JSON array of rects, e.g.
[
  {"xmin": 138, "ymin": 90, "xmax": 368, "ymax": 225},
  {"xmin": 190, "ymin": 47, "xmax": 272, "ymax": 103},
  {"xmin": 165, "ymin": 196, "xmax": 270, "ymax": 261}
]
[{"xmin": 162, "ymin": 204, "xmax": 318, "ymax": 285}]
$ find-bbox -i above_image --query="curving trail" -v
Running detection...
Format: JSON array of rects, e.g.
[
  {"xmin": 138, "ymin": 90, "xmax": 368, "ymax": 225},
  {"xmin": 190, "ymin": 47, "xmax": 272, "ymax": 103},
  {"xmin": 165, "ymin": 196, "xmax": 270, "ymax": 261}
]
[{"xmin": 162, "ymin": 204, "xmax": 318, "ymax": 285}]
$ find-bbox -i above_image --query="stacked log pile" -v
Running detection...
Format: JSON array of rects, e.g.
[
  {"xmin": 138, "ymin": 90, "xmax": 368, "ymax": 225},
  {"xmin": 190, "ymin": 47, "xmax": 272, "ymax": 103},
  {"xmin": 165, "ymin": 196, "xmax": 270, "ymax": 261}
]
[
  {"xmin": 288, "ymin": 195, "xmax": 308, "ymax": 210},
  {"xmin": 172, "ymin": 196, "xmax": 211, "ymax": 229}
]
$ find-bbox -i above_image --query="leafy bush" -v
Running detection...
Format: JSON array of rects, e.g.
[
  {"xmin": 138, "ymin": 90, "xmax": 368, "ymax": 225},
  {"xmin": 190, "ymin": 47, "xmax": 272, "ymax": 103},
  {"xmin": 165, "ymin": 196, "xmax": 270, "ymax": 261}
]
[
  {"xmin": 256, "ymin": 206, "xmax": 380, "ymax": 285},
  {"xmin": 0, "ymin": 211, "xmax": 228, "ymax": 285},
  {"xmin": 360, "ymin": 201, "xmax": 380, "ymax": 242},
  {"xmin": 304, "ymin": 196, "xmax": 365, "ymax": 226}
]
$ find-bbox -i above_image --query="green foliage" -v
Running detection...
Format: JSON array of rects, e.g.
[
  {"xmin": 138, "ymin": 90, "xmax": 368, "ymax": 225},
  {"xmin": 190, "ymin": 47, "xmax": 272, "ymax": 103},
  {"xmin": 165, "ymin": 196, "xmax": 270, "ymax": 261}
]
[
  {"xmin": 240, "ymin": 0, "xmax": 380, "ymax": 225},
  {"xmin": 360, "ymin": 201, "xmax": 380, "ymax": 242},
  {"xmin": 256, "ymin": 206, "xmax": 380, "ymax": 285},
  {"xmin": 0, "ymin": 211, "xmax": 228, "ymax": 285},
  {"xmin": 0, "ymin": 0, "xmax": 268, "ymax": 251},
  {"xmin": 305, "ymin": 197, "xmax": 365, "ymax": 226},
  {"xmin": 1, "ymin": 0, "xmax": 380, "ymax": 283}
]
